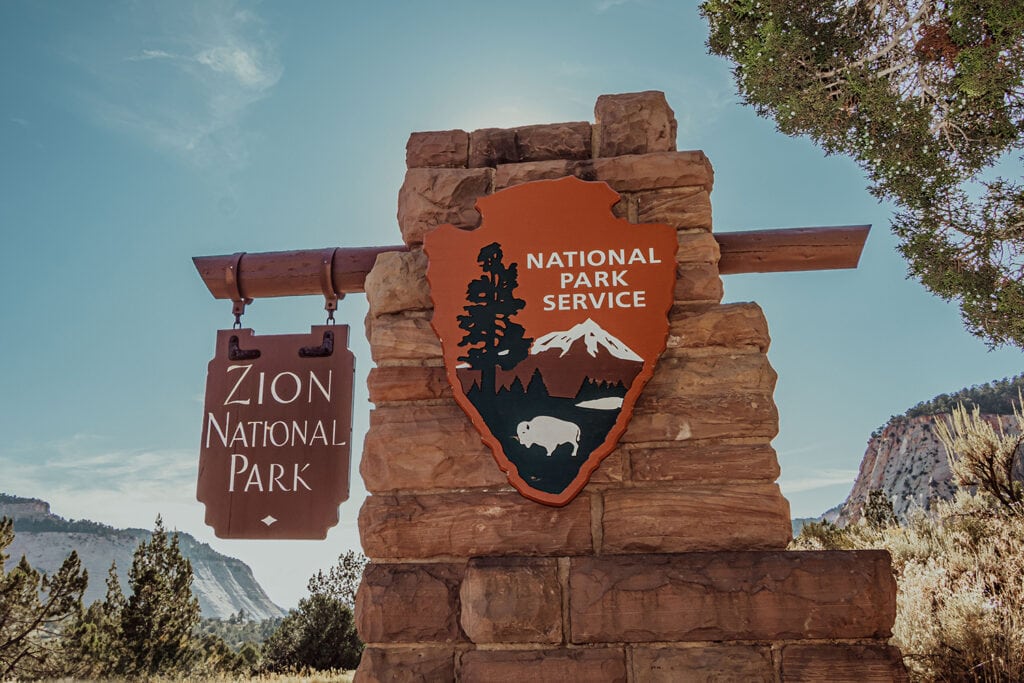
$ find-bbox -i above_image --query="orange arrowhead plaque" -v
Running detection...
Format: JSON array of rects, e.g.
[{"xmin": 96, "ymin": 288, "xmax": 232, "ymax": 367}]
[{"xmin": 425, "ymin": 177, "xmax": 677, "ymax": 506}]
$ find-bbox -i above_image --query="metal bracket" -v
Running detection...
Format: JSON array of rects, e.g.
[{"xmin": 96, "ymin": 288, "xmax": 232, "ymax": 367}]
[
  {"xmin": 226, "ymin": 252, "xmax": 253, "ymax": 328},
  {"xmin": 320, "ymin": 248, "xmax": 342, "ymax": 324}
]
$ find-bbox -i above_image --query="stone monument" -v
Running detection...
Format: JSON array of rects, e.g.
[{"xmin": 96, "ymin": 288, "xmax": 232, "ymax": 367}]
[{"xmin": 354, "ymin": 92, "xmax": 907, "ymax": 681}]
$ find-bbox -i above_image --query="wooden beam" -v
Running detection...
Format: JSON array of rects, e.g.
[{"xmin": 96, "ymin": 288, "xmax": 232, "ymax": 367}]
[
  {"xmin": 192, "ymin": 245, "xmax": 408, "ymax": 300},
  {"xmin": 716, "ymin": 225, "xmax": 870, "ymax": 275},
  {"xmin": 192, "ymin": 225, "xmax": 869, "ymax": 301}
]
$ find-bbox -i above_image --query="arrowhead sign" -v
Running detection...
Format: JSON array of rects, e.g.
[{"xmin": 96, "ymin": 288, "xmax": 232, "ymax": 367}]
[{"xmin": 425, "ymin": 177, "xmax": 677, "ymax": 506}]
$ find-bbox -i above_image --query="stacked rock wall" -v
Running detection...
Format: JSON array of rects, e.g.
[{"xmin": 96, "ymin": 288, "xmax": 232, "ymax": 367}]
[{"xmin": 356, "ymin": 92, "xmax": 906, "ymax": 681}]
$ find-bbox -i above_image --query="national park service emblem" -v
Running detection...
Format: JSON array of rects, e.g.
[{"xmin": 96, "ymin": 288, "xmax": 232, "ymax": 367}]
[{"xmin": 424, "ymin": 177, "xmax": 677, "ymax": 506}]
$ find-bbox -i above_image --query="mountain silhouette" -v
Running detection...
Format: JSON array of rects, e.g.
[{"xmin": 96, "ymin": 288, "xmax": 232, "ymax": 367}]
[{"xmin": 531, "ymin": 318, "xmax": 642, "ymax": 361}]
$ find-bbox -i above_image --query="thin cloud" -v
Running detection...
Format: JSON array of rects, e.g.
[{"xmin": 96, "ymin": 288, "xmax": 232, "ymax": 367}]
[
  {"xmin": 127, "ymin": 49, "xmax": 177, "ymax": 61},
  {"xmin": 195, "ymin": 46, "xmax": 276, "ymax": 89},
  {"xmin": 595, "ymin": 0, "xmax": 633, "ymax": 12},
  {"xmin": 68, "ymin": 0, "xmax": 281, "ymax": 169}
]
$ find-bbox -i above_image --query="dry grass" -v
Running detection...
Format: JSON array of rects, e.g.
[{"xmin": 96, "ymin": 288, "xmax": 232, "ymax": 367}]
[{"xmin": 795, "ymin": 491, "xmax": 1024, "ymax": 681}]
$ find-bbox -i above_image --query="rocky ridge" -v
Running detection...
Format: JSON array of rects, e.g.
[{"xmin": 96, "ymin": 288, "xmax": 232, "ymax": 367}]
[
  {"xmin": 836, "ymin": 413, "xmax": 1021, "ymax": 525},
  {"xmin": 1, "ymin": 494, "xmax": 285, "ymax": 620}
]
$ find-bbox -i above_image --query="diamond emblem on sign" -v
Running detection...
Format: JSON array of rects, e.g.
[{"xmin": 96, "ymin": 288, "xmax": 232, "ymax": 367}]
[{"xmin": 261, "ymin": 515, "xmax": 278, "ymax": 527}]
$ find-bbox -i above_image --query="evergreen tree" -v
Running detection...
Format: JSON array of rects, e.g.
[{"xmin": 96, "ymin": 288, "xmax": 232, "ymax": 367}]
[
  {"xmin": 0, "ymin": 517, "xmax": 87, "ymax": 679},
  {"xmin": 66, "ymin": 561, "xmax": 124, "ymax": 677},
  {"xmin": 262, "ymin": 550, "xmax": 366, "ymax": 672},
  {"xmin": 863, "ymin": 489, "xmax": 898, "ymax": 529},
  {"xmin": 306, "ymin": 549, "xmax": 367, "ymax": 610},
  {"xmin": 260, "ymin": 593, "xmax": 361, "ymax": 673},
  {"xmin": 457, "ymin": 242, "xmax": 533, "ymax": 394},
  {"xmin": 702, "ymin": 1, "xmax": 1024, "ymax": 348},
  {"xmin": 117, "ymin": 516, "xmax": 200, "ymax": 677}
]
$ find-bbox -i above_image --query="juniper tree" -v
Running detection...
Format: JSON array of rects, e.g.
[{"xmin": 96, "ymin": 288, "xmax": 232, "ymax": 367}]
[
  {"xmin": 306, "ymin": 549, "xmax": 367, "ymax": 610},
  {"xmin": 0, "ymin": 517, "xmax": 87, "ymax": 679},
  {"xmin": 262, "ymin": 551, "xmax": 366, "ymax": 673},
  {"xmin": 66, "ymin": 561, "xmax": 125, "ymax": 677},
  {"xmin": 702, "ymin": 0, "xmax": 1024, "ymax": 347},
  {"xmin": 117, "ymin": 516, "xmax": 200, "ymax": 677}
]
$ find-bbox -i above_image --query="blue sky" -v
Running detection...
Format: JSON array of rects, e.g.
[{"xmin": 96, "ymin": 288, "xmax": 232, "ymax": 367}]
[{"xmin": 2, "ymin": 0, "xmax": 1020, "ymax": 608}]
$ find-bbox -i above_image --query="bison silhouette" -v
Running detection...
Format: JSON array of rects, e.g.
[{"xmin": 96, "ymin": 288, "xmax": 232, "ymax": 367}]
[{"xmin": 515, "ymin": 416, "xmax": 581, "ymax": 457}]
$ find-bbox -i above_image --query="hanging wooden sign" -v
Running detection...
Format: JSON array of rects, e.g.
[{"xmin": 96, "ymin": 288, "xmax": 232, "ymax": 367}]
[
  {"xmin": 197, "ymin": 325, "xmax": 354, "ymax": 539},
  {"xmin": 424, "ymin": 177, "xmax": 677, "ymax": 506}
]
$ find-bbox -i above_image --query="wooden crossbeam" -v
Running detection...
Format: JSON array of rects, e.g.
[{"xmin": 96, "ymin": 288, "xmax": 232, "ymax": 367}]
[
  {"xmin": 193, "ymin": 225, "xmax": 869, "ymax": 301},
  {"xmin": 716, "ymin": 225, "xmax": 870, "ymax": 275}
]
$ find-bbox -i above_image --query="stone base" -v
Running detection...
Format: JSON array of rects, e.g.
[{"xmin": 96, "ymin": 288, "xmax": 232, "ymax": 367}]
[{"xmin": 354, "ymin": 550, "xmax": 908, "ymax": 682}]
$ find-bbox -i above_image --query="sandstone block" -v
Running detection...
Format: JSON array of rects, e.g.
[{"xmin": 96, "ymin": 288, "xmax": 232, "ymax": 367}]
[
  {"xmin": 366, "ymin": 366, "xmax": 452, "ymax": 404},
  {"xmin": 355, "ymin": 646, "xmax": 454, "ymax": 683},
  {"xmin": 594, "ymin": 91, "xmax": 677, "ymax": 157},
  {"xmin": 355, "ymin": 563, "xmax": 465, "ymax": 643},
  {"xmin": 628, "ymin": 441, "xmax": 780, "ymax": 483},
  {"xmin": 493, "ymin": 158, "xmax": 575, "ymax": 188},
  {"xmin": 636, "ymin": 186, "xmax": 712, "ymax": 230},
  {"xmin": 406, "ymin": 130, "xmax": 469, "ymax": 169},
  {"xmin": 397, "ymin": 168, "xmax": 492, "ymax": 246},
  {"xmin": 676, "ymin": 231, "xmax": 720, "ymax": 265},
  {"xmin": 460, "ymin": 648, "xmax": 627, "ymax": 682},
  {"xmin": 359, "ymin": 492, "xmax": 592, "ymax": 560},
  {"xmin": 460, "ymin": 558, "xmax": 562, "ymax": 643},
  {"xmin": 360, "ymin": 404, "xmax": 507, "ymax": 492},
  {"xmin": 645, "ymin": 353, "xmax": 777, "ymax": 397},
  {"xmin": 516, "ymin": 122, "xmax": 591, "ymax": 162},
  {"xmin": 593, "ymin": 151, "xmax": 712, "ymax": 192},
  {"xmin": 469, "ymin": 127, "xmax": 518, "ymax": 168},
  {"xmin": 466, "ymin": 122, "xmax": 592, "ymax": 168},
  {"xmin": 494, "ymin": 151, "xmax": 712, "ymax": 193},
  {"xmin": 569, "ymin": 550, "xmax": 898, "ymax": 643},
  {"xmin": 781, "ymin": 643, "xmax": 909, "ymax": 682},
  {"xmin": 624, "ymin": 392, "xmax": 779, "ymax": 442},
  {"xmin": 368, "ymin": 312, "xmax": 441, "ymax": 364},
  {"xmin": 674, "ymin": 263, "xmax": 723, "ymax": 302},
  {"xmin": 631, "ymin": 645, "xmax": 774, "ymax": 683},
  {"xmin": 666, "ymin": 303, "xmax": 770, "ymax": 352},
  {"xmin": 588, "ymin": 449, "xmax": 626, "ymax": 484},
  {"xmin": 365, "ymin": 249, "xmax": 431, "ymax": 317},
  {"xmin": 601, "ymin": 485, "xmax": 791, "ymax": 553}
]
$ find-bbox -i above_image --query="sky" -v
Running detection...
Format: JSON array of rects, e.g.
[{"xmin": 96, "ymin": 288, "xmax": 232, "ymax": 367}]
[{"xmin": 1, "ymin": 0, "xmax": 1021, "ymax": 610}]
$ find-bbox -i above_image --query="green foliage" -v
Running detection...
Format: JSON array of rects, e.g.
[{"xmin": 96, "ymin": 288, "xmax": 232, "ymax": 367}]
[
  {"xmin": 65, "ymin": 562, "xmax": 125, "ymax": 678},
  {"xmin": 196, "ymin": 612, "xmax": 281, "ymax": 651},
  {"xmin": 306, "ymin": 550, "xmax": 367, "ymax": 610},
  {"xmin": 872, "ymin": 373, "xmax": 1024, "ymax": 437},
  {"xmin": 66, "ymin": 516, "xmax": 208, "ymax": 679},
  {"xmin": 261, "ymin": 551, "xmax": 366, "ymax": 673},
  {"xmin": 117, "ymin": 515, "xmax": 201, "ymax": 677},
  {"xmin": 702, "ymin": 0, "xmax": 1024, "ymax": 348},
  {"xmin": 864, "ymin": 489, "xmax": 898, "ymax": 529},
  {"xmin": 0, "ymin": 517, "xmax": 87, "ymax": 679},
  {"xmin": 260, "ymin": 594, "xmax": 361, "ymax": 674}
]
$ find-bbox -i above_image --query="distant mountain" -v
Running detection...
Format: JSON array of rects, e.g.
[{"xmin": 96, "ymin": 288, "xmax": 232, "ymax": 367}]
[
  {"xmin": 792, "ymin": 504, "xmax": 841, "ymax": 536},
  {"xmin": 458, "ymin": 318, "xmax": 643, "ymax": 398},
  {"xmin": 835, "ymin": 413, "xmax": 1021, "ymax": 525},
  {"xmin": 829, "ymin": 375, "xmax": 1024, "ymax": 525},
  {"xmin": 0, "ymin": 493, "xmax": 285, "ymax": 620}
]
